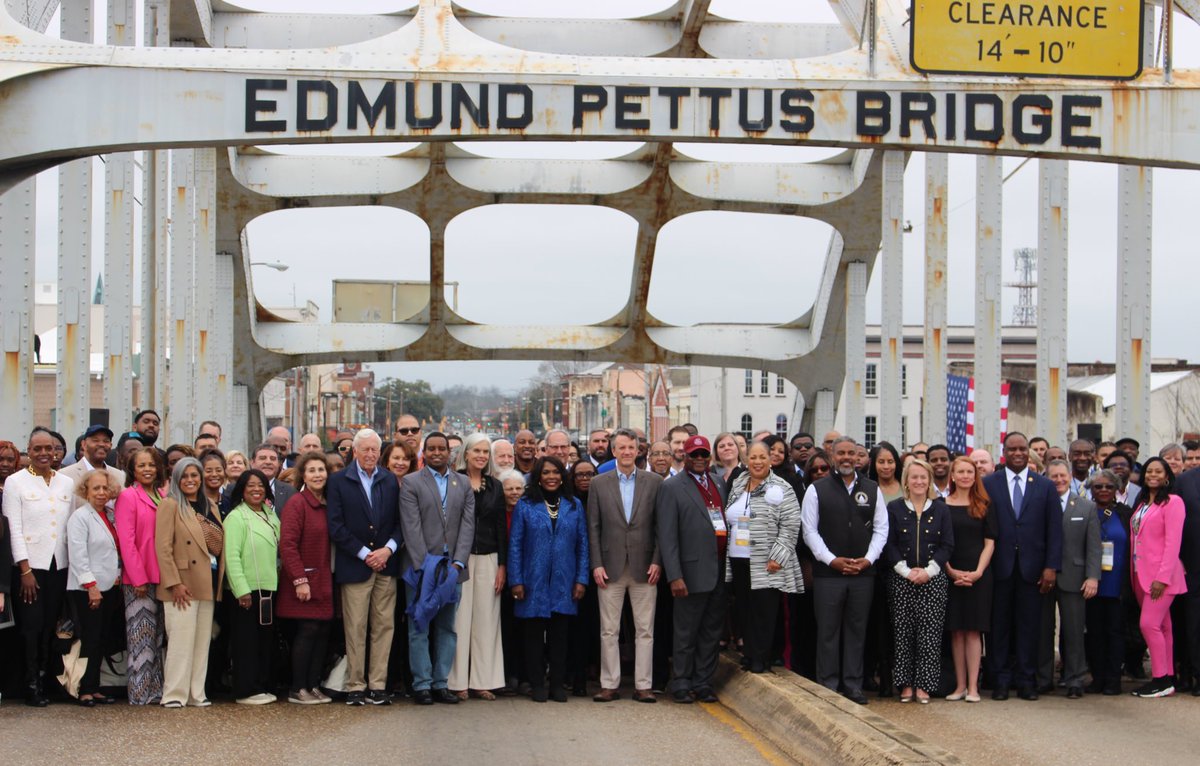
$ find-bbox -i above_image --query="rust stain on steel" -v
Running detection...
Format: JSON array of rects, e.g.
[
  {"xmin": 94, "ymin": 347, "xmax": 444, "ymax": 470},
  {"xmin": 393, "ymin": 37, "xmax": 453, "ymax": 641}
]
[
  {"xmin": 888, "ymin": 338, "xmax": 897, "ymax": 360},
  {"xmin": 1049, "ymin": 366, "xmax": 1060, "ymax": 399},
  {"xmin": 1132, "ymin": 338, "xmax": 1143, "ymax": 371},
  {"xmin": 198, "ymin": 330, "xmax": 208, "ymax": 355},
  {"xmin": 982, "ymin": 225, "xmax": 994, "ymax": 238},
  {"xmin": 0, "ymin": 35, "xmax": 21, "ymax": 45},
  {"xmin": 933, "ymin": 327, "xmax": 942, "ymax": 347},
  {"xmin": 5, "ymin": 350, "xmax": 18, "ymax": 379}
]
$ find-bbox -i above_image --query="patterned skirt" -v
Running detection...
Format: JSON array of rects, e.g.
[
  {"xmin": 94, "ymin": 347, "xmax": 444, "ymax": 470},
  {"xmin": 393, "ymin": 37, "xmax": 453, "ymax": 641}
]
[{"xmin": 122, "ymin": 584, "xmax": 164, "ymax": 705}]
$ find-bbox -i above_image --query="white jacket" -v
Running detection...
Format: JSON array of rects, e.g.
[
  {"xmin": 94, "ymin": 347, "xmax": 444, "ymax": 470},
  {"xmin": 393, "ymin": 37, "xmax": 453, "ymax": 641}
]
[{"xmin": 2, "ymin": 469, "xmax": 75, "ymax": 570}]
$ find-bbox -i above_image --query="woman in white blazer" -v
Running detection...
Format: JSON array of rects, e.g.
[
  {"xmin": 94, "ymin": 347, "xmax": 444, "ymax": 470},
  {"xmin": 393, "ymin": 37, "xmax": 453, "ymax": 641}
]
[
  {"xmin": 2, "ymin": 428, "xmax": 75, "ymax": 706},
  {"xmin": 67, "ymin": 470, "xmax": 125, "ymax": 706}
]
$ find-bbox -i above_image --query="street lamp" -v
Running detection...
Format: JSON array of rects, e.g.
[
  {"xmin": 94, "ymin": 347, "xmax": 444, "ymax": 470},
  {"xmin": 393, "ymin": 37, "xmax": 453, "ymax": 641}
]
[{"xmin": 250, "ymin": 260, "xmax": 289, "ymax": 272}]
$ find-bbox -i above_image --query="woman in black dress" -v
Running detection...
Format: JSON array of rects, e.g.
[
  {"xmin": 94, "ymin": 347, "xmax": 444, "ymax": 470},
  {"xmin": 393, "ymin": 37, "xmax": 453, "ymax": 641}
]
[{"xmin": 943, "ymin": 456, "xmax": 997, "ymax": 702}]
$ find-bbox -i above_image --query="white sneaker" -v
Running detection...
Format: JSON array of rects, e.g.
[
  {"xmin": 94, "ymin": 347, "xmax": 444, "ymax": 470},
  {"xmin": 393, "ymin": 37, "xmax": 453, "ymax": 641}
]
[{"xmin": 236, "ymin": 693, "xmax": 276, "ymax": 705}]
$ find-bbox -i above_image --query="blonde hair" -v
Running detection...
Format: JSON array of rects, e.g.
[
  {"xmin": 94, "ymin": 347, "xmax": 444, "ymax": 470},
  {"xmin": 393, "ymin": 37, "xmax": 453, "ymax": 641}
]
[{"xmin": 900, "ymin": 458, "xmax": 933, "ymax": 502}]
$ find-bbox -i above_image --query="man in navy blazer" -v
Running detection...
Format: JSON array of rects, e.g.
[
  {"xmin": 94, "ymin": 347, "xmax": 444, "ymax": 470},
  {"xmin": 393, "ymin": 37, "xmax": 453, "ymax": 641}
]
[
  {"xmin": 1175, "ymin": 466, "xmax": 1200, "ymax": 696},
  {"xmin": 983, "ymin": 432, "xmax": 1063, "ymax": 700},
  {"xmin": 327, "ymin": 428, "xmax": 402, "ymax": 706}
]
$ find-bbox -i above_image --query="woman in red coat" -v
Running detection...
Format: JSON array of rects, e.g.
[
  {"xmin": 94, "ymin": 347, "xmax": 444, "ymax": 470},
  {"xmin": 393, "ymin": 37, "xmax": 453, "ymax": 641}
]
[{"xmin": 278, "ymin": 452, "xmax": 335, "ymax": 704}]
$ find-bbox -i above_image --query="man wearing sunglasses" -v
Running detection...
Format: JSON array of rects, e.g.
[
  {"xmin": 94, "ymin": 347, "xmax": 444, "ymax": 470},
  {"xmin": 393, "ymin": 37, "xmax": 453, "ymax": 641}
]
[{"xmin": 394, "ymin": 415, "xmax": 422, "ymax": 454}]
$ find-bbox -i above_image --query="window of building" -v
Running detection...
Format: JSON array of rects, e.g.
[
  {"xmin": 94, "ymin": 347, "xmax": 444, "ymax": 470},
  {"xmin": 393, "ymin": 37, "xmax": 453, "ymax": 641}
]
[
  {"xmin": 776, "ymin": 414, "xmax": 788, "ymax": 439},
  {"xmin": 865, "ymin": 363, "xmax": 877, "ymax": 397},
  {"xmin": 776, "ymin": 375, "xmax": 785, "ymax": 395},
  {"xmin": 901, "ymin": 416, "xmax": 908, "ymax": 449},
  {"xmin": 761, "ymin": 371, "xmax": 770, "ymax": 395},
  {"xmin": 740, "ymin": 414, "xmax": 753, "ymax": 438},
  {"xmin": 864, "ymin": 415, "xmax": 877, "ymax": 449},
  {"xmin": 744, "ymin": 369, "xmax": 753, "ymax": 395},
  {"xmin": 901, "ymin": 364, "xmax": 908, "ymax": 398}
]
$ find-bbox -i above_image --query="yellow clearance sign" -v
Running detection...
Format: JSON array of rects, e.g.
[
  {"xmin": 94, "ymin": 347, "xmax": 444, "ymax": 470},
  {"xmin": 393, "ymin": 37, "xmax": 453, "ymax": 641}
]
[{"xmin": 911, "ymin": 1, "xmax": 1144, "ymax": 79}]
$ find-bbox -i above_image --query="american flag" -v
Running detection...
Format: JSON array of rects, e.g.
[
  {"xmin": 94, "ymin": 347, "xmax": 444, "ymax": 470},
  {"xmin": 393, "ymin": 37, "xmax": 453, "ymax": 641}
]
[{"xmin": 946, "ymin": 374, "xmax": 1010, "ymax": 454}]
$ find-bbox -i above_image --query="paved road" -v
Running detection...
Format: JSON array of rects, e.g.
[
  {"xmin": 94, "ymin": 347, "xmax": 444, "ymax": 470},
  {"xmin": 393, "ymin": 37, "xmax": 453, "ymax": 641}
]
[
  {"xmin": 871, "ymin": 683, "xmax": 1200, "ymax": 765},
  {"xmin": 2, "ymin": 693, "xmax": 790, "ymax": 765}
]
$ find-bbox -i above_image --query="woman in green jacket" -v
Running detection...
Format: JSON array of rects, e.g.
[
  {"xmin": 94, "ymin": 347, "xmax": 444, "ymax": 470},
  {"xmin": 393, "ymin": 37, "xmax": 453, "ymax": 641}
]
[{"xmin": 223, "ymin": 469, "xmax": 281, "ymax": 705}]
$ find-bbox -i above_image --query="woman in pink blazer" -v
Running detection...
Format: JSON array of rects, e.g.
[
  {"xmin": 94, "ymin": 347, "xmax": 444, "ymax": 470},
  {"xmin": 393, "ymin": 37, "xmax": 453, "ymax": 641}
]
[
  {"xmin": 115, "ymin": 447, "xmax": 167, "ymax": 705},
  {"xmin": 1128, "ymin": 456, "xmax": 1188, "ymax": 698}
]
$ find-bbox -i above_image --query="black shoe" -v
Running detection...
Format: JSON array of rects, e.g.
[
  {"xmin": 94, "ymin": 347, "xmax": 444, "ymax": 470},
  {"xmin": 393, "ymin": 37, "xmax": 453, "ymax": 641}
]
[
  {"xmin": 1066, "ymin": 686, "xmax": 1083, "ymax": 699},
  {"xmin": 878, "ymin": 685, "xmax": 893, "ymax": 698},
  {"xmin": 693, "ymin": 688, "xmax": 718, "ymax": 703},
  {"xmin": 412, "ymin": 689, "xmax": 434, "ymax": 706},
  {"xmin": 1037, "ymin": 683, "xmax": 1055, "ymax": 695},
  {"xmin": 748, "ymin": 660, "xmax": 767, "ymax": 674},
  {"xmin": 1084, "ymin": 680, "xmax": 1103, "ymax": 694},
  {"xmin": 1103, "ymin": 680, "xmax": 1123, "ymax": 696},
  {"xmin": 672, "ymin": 689, "xmax": 694, "ymax": 704},
  {"xmin": 862, "ymin": 678, "xmax": 880, "ymax": 692},
  {"xmin": 550, "ymin": 688, "xmax": 568, "ymax": 703},
  {"xmin": 1126, "ymin": 664, "xmax": 1147, "ymax": 680},
  {"xmin": 345, "ymin": 691, "xmax": 366, "ymax": 706},
  {"xmin": 25, "ymin": 679, "xmax": 49, "ymax": 707},
  {"xmin": 1018, "ymin": 687, "xmax": 1039, "ymax": 701},
  {"xmin": 572, "ymin": 683, "xmax": 588, "ymax": 698},
  {"xmin": 432, "ymin": 688, "xmax": 460, "ymax": 704},
  {"xmin": 366, "ymin": 689, "xmax": 392, "ymax": 706},
  {"xmin": 531, "ymin": 687, "xmax": 548, "ymax": 703},
  {"xmin": 76, "ymin": 696, "xmax": 97, "ymax": 708},
  {"xmin": 1191, "ymin": 685, "xmax": 1200, "ymax": 697},
  {"xmin": 1133, "ymin": 676, "xmax": 1175, "ymax": 698},
  {"xmin": 991, "ymin": 688, "xmax": 1009, "ymax": 701},
  {"xmin": 844, "ymin": 689, "xmax": 869, "ymax": 705}
]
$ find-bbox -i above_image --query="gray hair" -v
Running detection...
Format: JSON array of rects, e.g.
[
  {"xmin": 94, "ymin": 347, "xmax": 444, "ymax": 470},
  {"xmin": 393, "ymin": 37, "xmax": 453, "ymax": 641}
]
[
  {"xmin": 612, "ymin": 427, "xmax": 639, "ymax": 445},
  {"xmin": 1087, "ymin": 469, "xmax": 1120, "ymax": 492},
  {"xmin": 1159, "ymin": 442, "xmax": 1184, "ymax": 459},
  {"xmin": 352, "ymin": 428, "xmax": 382, "ymax": 449},
  {"xmin": 455, "ymin": 432, "xmax": 494, "ymax": 473},
  {"xmin": 497, "ymin": 468, "xmax": 526, "ymax": 488},
  {"xmin": 545, "ymin": 428, "xmax": 570, "ymax": 445},
  {"xmin": 830, "ymin": 435, "xmax": 858, "ymax": 451},
  {"xmin": 168, "ymin": 457, "xmax": 205, "ymax": 522},
  {"xmin": 1046, "ymin": 458, "xmax": 1070, "ymax": 473}
]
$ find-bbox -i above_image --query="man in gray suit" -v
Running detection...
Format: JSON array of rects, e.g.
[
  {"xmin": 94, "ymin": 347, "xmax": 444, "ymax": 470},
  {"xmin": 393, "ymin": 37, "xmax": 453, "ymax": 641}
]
[
  {"xmin": 656, "ymin": 435, "xmax": 727, "ymax": 703},
  {"xmin": 1039, "ymin": 459, "xmax": 1101, "ymax": 698},
  {"xmin": 399, "ymin": 432, "xmax": 475, "ymax": 705},
  {"xmin": 588, "ymin": 427, "xmax": 664, "ymax": 702}
]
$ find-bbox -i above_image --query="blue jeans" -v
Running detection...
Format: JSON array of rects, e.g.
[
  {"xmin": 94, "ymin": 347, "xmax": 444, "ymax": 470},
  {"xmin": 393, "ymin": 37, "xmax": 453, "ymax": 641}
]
[{"xmin": 407, "ymin": 584, "xmax": 461, "ymax": 691}]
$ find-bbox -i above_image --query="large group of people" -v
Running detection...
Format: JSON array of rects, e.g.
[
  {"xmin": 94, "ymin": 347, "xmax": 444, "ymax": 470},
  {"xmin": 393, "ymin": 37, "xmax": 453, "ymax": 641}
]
[{"xmin": 3, "ymin": 411, "xmax": 1200, "ymax": 712}]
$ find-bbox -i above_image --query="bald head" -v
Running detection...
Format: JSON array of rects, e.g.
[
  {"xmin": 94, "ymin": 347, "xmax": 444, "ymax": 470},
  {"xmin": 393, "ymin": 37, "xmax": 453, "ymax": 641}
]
[
  {"xmin": 969, "ymin": 448, "xmax": 995, "ymax": 476},
  {"xmin": 266, "ymin": 426, "xmax": 291, "ymax": 456},
  {"xmin": 298, "ymin": 432, "xmax": 323, "ymax": 455}
]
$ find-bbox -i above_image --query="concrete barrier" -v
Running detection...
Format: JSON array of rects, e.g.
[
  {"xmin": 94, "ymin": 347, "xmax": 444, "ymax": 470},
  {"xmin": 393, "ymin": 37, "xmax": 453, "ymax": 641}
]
[{"xmin": 713, "ymin": 655, "xmax": 962, "ymax": 765}]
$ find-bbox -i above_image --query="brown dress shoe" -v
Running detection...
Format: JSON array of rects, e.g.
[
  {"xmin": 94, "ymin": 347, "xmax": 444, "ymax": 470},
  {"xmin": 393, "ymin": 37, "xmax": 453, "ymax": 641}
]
[
  {"xmin": 592, "ymin": 688, "xmax": 621, "ymax": 703},
  {"xmin": 633, "ymin": 690, "xmax": 657, "ymax": 703}
]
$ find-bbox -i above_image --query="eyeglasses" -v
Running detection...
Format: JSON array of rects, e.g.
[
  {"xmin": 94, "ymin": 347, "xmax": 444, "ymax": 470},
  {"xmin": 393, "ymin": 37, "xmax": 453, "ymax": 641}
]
[
  {"xmin": 648, "ymin": 450, "xmax": 671, "ymax": 457},
  {"xmin": 396, "ymin": 427, "xmax": 420, "ymax": 436},
  {"xmin": 688, "ymin": 450, "xmax": 711, "ymax": 459},
  {"xmin": 792, "ymin": 443, "xmax": 814, "ymax": 450},
  {"xmin": 1090, "ymin": 483, "xmax": 1115, "ymax": 490}
]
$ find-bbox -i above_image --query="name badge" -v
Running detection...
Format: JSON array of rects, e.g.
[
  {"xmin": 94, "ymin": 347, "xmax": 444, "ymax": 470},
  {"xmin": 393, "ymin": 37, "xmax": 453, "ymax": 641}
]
[
  {"xmin": 209, "ymin": 553, "xmax": 219, "ymax": 570},
  {"xmin": 1101, "ymin": 541, "xmax": 1114, "ymax": 572},
  {"xmin": 735, "ymin": 518, "xmax": 751, "ymax": 547},
  {"xmin": 709, "ymin": 509, "xmax": 726, "ymax": 536}
]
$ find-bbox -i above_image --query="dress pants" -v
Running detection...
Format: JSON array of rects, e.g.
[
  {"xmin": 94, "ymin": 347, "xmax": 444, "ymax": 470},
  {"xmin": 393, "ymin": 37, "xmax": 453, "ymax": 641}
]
[
  {"xmin": 812, "ymin": 575, "xmax": 874, "ymax": 694},
  {"xmin": 162, "ymin": 598, "xmax": 216, "ymax": 705},
  {"xmin": 69, "ymin": 586, "xmax": 122, "ymax": 696},
  {"xmin": 670, "ymin": 575, "xmax": 727, "ymax": 694},
  {"xmin": 787, "ymin": 590, "xmax": 818, "ymax": 680},
  {"xmin": 230, "ymin": 592, "xmax": 276, "ymax": 699},
  {"xmin": 448, "ymin": 553, "xmax": 505, "ymax": 692},
  {"xmin": 1183, "ymin": 584, "xmax": 1200, "ymax": 680},
  {"xmin": 16, "ymin": 562, "xmax": 68, "ymax": 683},
  {"xmin": 888, "ymin": 572, "xmax": 948, "ymax": 693},
  {"xmin": 567, "ymin": 583, "xmax": 600, "ymax": 686},
  {"xmin": 1038, "ymin": 586, "xmax": 1087, "ymax": 689},
  {"xmin": 597, "ymin": 569, "xmax": 656, "ymax": 691},
  {"xmin": 406, "ymin": 583, "xmax": 461, "ymax": 691},
  {"xmin": 521, "ymin": 614, "xmax": 569, "ymax": 692},
  {"xmin": 500, "ymin": 586, "xmax": 525, "ymax": 686},
  {"xmin": 730, "ymin": 559, "xmax": 781, "ymax": 669},
  {"xmin": 990, "ymin": 562, "xmax": 1042, "ymax": 690},
  {"xmin": 341, "ymin": 572, "xmax": 398, "ymax": 693},
  {"xmin": 1085, "ymin": 595, "xmax": 1125, "ymax": 687},
  {"xmin": 291, "ymin": 619, "xmax": 331, "ymax": 692},
  {"xmin": 1133, "ymin": 576, "xmax": 1176, "ymax": 678},
  {"xmin": 652, "ymin": 576, "xmax": 674, "ymax": 691}
]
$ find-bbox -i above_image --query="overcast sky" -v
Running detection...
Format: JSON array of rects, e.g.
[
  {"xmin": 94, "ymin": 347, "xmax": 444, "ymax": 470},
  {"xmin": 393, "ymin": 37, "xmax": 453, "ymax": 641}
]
[{"xmin": 28, "ymin": 1, "xmax": 1200, "ymax": 393}]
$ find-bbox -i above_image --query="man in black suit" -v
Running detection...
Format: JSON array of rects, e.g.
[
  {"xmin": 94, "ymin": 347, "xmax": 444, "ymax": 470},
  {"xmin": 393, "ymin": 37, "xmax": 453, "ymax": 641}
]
[
  {"xmin": 656, "ymin": 435, "xmax": 728, "ymax": 704},
  {"xmin": 1175, "ymin": 466, "xmax": 1200, "ymax": 696},
  {"xmin": 982, "ymin": 432, "xmax": 1063, "ymax": 700},
  {"xmin": 328, "ymin": 428, "xmax": 402, "ymax": 706}
]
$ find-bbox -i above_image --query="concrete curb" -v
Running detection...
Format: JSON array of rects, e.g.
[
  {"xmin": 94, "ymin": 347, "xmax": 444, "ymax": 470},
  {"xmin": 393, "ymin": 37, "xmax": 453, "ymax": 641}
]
[{"xmin": 713, "ymin": 655, "xmax": 962, "ymax": 765}]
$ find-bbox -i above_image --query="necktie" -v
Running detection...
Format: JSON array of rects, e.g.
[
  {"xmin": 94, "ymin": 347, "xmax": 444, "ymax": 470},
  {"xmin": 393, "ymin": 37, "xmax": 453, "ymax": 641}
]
[
  {"xmin": 1012, "ymin": 476, "xmax": 1024, "ymax": 519},
  {"xmin": 700, "ymin": 475, "xmax": 709, "ymax": 491}
]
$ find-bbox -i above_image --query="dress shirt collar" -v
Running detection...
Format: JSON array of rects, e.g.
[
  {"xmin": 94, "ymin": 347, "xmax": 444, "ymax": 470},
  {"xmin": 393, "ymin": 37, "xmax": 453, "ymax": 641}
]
[
  {"xmin": 1005, "ymin": 466, "xmax": 1029, "ymax": 485},
  {"xmin": 617, "ymin": 466, "xmax": 637, "ymax": 482},
  {"xmin": 426, "ymin": 464, "xmax": 449, "ymax": 479},
  {"xmin": 356, "ymin": 461, "xmax": 379, "ymax": 483}
]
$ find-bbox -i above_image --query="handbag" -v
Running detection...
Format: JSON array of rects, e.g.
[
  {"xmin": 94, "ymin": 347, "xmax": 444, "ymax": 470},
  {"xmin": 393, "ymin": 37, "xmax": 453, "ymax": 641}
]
[{"xmin": 58, "ymin": 639, "xmax": 85, "ymax": 699}]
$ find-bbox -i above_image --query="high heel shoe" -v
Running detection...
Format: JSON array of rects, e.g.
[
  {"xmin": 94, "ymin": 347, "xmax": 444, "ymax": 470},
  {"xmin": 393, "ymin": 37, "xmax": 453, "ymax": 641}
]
[{"xmin": 945, "ymin": 689, "xmax": 967, "ymax": 701}]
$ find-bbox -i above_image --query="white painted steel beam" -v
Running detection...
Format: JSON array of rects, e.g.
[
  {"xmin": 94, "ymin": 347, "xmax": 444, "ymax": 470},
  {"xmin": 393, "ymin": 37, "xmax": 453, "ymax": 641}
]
[
  {"xmin": 55, "ymin": 0, "xmax": 92, "ymax": 439},
  {"xmin": 168, "ymin": 149, "xmax": 195, "ymax": 445},
  {"xmin": 211, "ymin": 251, "xmax": 235, "ymax": 433},
  {"xmin": 0, "ymin": 180, "xmax": 36, "ymax": 439},
  {"xmin": 974, "ymin": 156, "xmax": 1003, "ymax": 458},
  {"xmin": 103, "ymin": 0, "xmax": 137, "ymax": 429},
  {"xmin": 843, "ymin": 261, "xmax": 867, "ymax": 443},
  {"xmin": 140, "ymin": 0, "xmax": 171, "ymax": 413},
  {"xmin": 1036, "ymin": 160, "xmax": 1069, "ymax": 445},
  {"xmin": 1116, "ymin": 166, "xmax": 1152, "ymax": 447},
  {"xmin": 921, "ymin": 153, "xmax": 948, "ymax": 446},
  {"xmin": 878, "ymin": 150, "xmax": 904, "ymax": 444},
  {"xmin": 813, "ymin": 388, "xmax": 837, "ymax": 441},
  {"xmin": 193, "ymin": 148, "xmax": 217, "ymax": 427}
]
